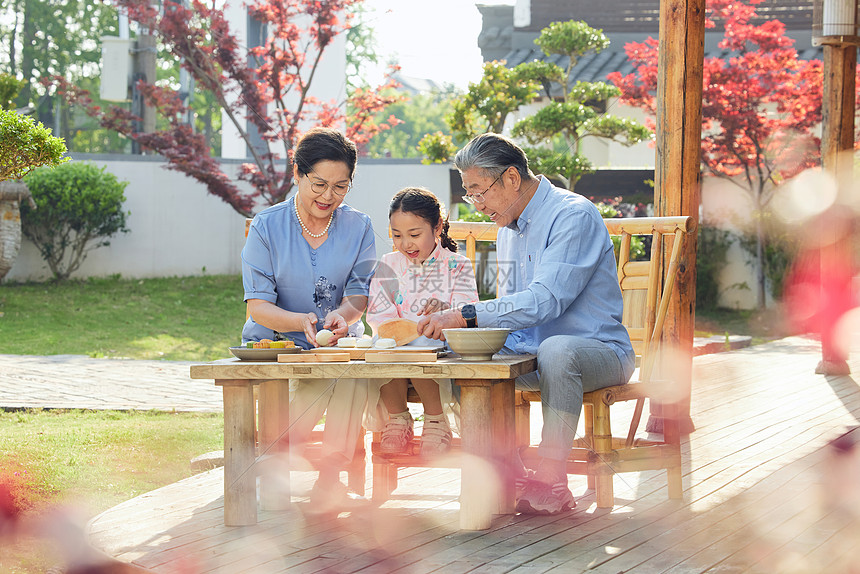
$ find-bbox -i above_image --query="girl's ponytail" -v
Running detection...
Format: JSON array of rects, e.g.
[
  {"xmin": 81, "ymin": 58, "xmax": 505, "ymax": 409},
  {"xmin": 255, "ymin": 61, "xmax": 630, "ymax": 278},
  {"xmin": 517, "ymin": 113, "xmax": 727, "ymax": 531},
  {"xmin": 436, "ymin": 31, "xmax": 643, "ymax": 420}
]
[{"xmin": 439, "ymin": 218, "xmax": 458, "ymax": 252}]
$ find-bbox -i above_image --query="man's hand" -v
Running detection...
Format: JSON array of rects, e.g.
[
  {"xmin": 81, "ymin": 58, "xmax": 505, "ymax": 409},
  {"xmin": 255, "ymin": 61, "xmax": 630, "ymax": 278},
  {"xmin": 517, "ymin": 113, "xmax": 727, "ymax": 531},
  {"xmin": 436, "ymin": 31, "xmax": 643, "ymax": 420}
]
[
  {"xmin": 417, "ymin": 297, "xmax": 450, "ymax": 316},
  {"xmin": 417, "ymin": 308, "xmax": 468, "ymax": 340}
]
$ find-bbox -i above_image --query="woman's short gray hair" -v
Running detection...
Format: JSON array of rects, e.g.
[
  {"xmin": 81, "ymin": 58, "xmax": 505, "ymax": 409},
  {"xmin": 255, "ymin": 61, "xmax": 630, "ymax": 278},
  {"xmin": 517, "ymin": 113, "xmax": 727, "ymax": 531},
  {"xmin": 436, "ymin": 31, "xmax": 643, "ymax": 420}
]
[{"xmin": 453, "ymin": 133, "xmax": 531, "ymax": 180}]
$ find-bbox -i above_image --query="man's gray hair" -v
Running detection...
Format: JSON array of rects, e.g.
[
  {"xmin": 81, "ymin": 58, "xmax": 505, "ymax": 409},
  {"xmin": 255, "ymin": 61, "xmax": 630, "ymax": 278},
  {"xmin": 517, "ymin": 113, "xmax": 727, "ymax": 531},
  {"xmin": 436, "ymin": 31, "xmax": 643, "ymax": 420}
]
[{"xmin": 453, "ymin": 133, "xmax": 531, "ymax": 180}]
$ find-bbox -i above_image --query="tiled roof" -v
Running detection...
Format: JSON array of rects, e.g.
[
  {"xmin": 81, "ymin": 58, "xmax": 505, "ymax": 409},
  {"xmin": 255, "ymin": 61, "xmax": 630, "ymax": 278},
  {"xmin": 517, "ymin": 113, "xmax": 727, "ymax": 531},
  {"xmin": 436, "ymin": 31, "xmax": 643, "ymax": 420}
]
[
  {"xmin": 502, "ymin": 46, "xmax": 823, "ymax": 86},
  {"xmin": 523, "ymin": 0, "xmax": 813, "ymax": 33}
]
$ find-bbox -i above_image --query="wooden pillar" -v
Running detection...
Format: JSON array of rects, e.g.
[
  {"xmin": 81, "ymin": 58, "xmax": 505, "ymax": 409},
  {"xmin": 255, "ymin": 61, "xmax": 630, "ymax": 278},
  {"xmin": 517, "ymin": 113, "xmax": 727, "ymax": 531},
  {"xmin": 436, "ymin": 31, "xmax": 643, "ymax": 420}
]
[
  {"xmin": 817, "ymin": 42, "xmax": 857, "ymax": 375},
  {"xmin": 648, "ymin": 0, "xmax": 705, "ymax": 434}
]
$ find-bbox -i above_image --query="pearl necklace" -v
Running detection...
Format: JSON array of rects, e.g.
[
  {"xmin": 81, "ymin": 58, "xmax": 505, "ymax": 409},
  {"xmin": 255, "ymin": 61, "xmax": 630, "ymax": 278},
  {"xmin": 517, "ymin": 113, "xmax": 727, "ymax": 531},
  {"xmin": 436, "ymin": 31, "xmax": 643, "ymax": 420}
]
[{"xmin": 295, "ymin": 198, "xmax": 333, "ymax": 238}]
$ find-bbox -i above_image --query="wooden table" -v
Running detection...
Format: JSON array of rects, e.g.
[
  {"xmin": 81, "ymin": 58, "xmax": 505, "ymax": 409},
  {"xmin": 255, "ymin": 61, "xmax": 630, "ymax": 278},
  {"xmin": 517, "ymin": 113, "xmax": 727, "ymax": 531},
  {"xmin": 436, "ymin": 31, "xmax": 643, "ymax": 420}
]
[{"xmin": 189, "ymin": 354, "xmax": 536, "ymax": 530}]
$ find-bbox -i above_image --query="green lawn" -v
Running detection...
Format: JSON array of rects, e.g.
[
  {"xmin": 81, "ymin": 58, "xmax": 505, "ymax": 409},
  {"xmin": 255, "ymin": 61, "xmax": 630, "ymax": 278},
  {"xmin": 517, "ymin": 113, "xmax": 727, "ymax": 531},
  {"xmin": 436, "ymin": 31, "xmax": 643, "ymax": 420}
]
[
  {"xmin": 0, "ymin": 275, "xmax": 241, "ymax": 571},
  {"xmin": 0, "ymin": 274, "xmax": 244, "ymax": 361},
  {"xmin": 695, "ymin": 305, "xmax": 792, "ymax": 345},
  {"xmin": 0, "ymin": 409, "xmax": 223, "ymax": 573}
]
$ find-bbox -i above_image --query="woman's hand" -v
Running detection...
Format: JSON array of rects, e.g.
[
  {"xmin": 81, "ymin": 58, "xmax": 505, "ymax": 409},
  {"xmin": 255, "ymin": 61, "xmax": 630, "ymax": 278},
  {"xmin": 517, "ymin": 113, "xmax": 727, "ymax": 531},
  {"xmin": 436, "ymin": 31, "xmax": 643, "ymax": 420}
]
[
  {"xmin": 417, "ymin": 297, "xmax": 450, "ymax": 316},
  {"xmin": 301, "ymin": 312, "xmax": 321, "ymax": 347},
  {"xmin": 323, "ymin": 311, "xmax": 349, "ymax": 341}
]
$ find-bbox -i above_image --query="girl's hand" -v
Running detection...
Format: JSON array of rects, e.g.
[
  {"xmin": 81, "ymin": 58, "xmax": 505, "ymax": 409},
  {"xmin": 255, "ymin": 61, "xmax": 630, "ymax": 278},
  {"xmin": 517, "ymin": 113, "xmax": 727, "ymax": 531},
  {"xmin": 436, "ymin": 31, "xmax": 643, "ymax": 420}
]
[
  {"xmin": 418, "ymin": 297, "xmax": 450, "ymax": 316},
  {"xmin": 301, "ymin": 312, "xmax": 321, "ymax": 347},
  {"xmin": 323, "ymin": 311, "xmax": 349, "ymax": 341}
]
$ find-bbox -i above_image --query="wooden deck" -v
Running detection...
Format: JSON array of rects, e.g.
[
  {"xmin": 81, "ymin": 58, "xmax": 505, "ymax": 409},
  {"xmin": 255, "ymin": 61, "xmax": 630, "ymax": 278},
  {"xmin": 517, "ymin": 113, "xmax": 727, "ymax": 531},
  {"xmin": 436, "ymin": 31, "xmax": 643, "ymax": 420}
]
[{"xmin": 88, "ymin": 336, "xmax": 860, "ymax": 573}]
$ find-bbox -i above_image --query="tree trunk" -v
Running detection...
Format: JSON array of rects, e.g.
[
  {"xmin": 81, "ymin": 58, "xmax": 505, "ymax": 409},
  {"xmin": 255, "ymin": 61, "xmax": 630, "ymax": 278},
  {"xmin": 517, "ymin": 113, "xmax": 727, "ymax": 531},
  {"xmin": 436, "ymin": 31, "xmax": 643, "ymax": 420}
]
[
  {"xmin": 16, "ymin": 0, "xmax": 35, "ymax": 108},
  {"xmin": 0, "ymin": 181, "xmax": 33, "ymax": 282},
  {"xmin": 755, "ymin": 213, "xmax": 766, "ymax": 309}
]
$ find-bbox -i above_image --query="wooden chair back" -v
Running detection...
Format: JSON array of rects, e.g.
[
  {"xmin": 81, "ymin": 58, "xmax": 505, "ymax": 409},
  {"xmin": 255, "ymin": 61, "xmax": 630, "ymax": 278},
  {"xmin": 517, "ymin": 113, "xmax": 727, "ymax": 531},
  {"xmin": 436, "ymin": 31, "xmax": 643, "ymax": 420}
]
[{"xmin": 447, "ymin": 216, "xmax": 691, "ymax": 384}]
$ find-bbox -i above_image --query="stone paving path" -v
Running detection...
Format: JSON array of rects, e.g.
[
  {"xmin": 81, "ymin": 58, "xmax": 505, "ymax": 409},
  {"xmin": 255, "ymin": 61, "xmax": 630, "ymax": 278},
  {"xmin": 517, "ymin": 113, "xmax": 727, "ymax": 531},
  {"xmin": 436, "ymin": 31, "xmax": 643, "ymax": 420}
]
[
  {"xmin": 0, "ymin": 336, "xmax": 751, "ymax": 413},
  {"xmin": 0, "ymin": 354, "xmax": 221, "ymax": 412}
]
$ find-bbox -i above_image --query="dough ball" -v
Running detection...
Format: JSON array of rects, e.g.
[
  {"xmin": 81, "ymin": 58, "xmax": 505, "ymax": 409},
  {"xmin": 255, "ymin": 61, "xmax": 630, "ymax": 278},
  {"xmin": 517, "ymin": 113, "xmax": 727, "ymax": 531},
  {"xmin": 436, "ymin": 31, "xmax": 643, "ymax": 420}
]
[
  {"xmin": 315, "ymin": 329, "xmax": 334, "ymax": 346},
  {"xmin": 337, "ymin": 337, "xmax": 358, "ymax": 348},
  {"xmin": 355, "ymin": 338, "xmax": 373, "ymax": 348},
  {"xmin": 375, "ymin": 338, "xmax": 396, "ymax": 349}
]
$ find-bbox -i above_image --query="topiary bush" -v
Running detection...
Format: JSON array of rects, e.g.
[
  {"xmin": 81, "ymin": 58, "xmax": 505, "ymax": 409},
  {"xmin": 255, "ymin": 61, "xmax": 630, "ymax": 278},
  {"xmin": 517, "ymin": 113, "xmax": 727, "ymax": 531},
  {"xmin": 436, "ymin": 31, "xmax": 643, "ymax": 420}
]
[
  {"xmin": 0, "ymin": 108, "xmax": 68, "ymax": 181},
  {"xmin": 21, "ymin": 162, "xmax": 130, "ymax": 281}
]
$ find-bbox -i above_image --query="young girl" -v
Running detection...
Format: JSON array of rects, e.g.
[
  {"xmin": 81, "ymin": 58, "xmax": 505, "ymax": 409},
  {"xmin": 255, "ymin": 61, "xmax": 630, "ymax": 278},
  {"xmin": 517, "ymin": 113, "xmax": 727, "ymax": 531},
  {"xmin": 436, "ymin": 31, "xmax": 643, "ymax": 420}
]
[{"xmin": 367, "ymin": 187, "xmax": 479, "ymax": 455}]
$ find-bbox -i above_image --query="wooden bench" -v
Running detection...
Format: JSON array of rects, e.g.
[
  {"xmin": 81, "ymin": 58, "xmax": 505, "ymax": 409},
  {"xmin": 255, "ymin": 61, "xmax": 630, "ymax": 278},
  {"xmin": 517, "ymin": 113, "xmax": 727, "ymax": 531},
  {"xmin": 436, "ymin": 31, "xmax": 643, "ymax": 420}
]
[{"xmin": 371, "ymin": 215, "xmax": 692, "ymax": 508}]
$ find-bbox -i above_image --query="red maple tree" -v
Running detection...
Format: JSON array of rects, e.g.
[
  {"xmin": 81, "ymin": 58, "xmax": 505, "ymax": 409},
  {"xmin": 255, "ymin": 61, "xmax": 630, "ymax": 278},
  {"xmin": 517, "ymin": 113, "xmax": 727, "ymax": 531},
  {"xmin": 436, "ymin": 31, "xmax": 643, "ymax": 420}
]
[
  {"xmin": 52, "ymin": 0, "xmax": 402, "ymax": 217},
  {"xmin": 609, "ymin": 0, "xmax": 833, "ymax": 308}
]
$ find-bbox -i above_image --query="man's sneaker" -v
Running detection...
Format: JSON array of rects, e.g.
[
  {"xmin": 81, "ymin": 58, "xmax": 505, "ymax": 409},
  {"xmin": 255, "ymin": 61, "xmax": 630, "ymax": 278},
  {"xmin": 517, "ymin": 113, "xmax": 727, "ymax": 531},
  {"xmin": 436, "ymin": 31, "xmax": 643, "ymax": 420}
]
[
  {"xmin": 515, "ymin": 469, "xmax": 537, "ymax": 499},
  {"xmin": 515, "ymin": 478, "xmax": 576, "ymax": 515},
  {"xmin": 419, "ymin": 419, "xmax": 453, "ymax": 455},
  {"xmin": 380, "ymin": 415, "xmax": 414, "ymax": 454}
]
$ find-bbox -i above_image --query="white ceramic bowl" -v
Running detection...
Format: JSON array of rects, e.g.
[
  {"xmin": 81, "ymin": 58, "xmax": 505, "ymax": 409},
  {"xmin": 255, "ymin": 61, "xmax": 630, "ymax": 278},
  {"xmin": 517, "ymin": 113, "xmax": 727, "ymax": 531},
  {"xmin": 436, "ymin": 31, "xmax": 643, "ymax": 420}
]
[{"xmin": 442, "ymin": 328, "xmax": 510, "ymax": 361}]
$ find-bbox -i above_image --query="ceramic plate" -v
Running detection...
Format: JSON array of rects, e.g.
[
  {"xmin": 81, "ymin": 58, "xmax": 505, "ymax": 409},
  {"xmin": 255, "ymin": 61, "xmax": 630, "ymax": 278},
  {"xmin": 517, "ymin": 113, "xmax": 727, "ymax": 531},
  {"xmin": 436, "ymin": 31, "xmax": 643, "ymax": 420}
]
[{"xmin": 229, "ymin": 346, "xmax": 302, "ymax": 361}]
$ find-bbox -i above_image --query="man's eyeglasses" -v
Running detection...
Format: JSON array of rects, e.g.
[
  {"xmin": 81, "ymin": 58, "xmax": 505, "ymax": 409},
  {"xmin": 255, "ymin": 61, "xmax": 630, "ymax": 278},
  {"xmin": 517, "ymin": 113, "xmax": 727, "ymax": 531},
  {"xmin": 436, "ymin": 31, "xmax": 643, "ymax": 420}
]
[
  {"xmin": 462, "ymin": 168, "xmax": 507, "ymax": 205},
  {"xmin": 305, "ymin": 171, "xmax": 352, "ymax": 197}
]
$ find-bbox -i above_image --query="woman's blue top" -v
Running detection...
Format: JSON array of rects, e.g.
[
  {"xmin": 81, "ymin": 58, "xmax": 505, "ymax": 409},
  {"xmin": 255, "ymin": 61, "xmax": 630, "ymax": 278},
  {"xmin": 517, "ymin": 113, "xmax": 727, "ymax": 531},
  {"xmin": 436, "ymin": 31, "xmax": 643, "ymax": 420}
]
[{"xmin": 241, "ymin": 197, "xmax": 377, "ymax": 349}]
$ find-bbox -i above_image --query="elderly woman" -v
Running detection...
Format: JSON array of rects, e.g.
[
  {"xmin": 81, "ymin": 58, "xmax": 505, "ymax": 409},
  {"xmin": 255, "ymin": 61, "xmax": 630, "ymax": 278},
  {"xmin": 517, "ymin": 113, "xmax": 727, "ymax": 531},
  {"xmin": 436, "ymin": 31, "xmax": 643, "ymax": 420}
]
[{"xmin": 241, "ymin": 127, "xmax": 376, "ymax": 509}]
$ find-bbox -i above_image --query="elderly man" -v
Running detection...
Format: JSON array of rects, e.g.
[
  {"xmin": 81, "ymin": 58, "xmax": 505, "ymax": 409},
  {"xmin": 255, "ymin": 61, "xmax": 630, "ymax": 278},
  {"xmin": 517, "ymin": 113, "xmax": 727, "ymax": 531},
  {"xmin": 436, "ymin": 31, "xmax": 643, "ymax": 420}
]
[{"xmin": 417, "ymin": 133, "xmax": 634, "ymax": 515}]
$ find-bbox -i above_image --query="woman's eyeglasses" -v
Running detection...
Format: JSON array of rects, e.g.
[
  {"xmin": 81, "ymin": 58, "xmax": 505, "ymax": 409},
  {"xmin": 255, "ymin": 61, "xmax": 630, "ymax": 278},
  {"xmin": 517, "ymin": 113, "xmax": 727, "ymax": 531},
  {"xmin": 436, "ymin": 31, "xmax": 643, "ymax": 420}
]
[{"xmin": 305, "ymin": 171, "xmax": 352, "ymax": 197}]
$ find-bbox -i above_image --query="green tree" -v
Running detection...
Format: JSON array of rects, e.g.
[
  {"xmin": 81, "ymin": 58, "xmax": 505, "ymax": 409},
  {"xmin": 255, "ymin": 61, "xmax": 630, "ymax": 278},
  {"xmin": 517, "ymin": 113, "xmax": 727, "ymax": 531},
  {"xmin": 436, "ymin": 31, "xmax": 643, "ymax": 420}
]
[
  {"xmin": 62, "ymin": 76, "xmax": 131, "ymax": 154},
  {"xmin": 417, "ymin": 61, "xmax": 540, "ymax": 163},
  {"xmin": 0, "ymin": 0, "xmax": 118, "ymax": 131},
  {"xmin": 447, "ymin": 60, "xmax": 540, "ymax": 144},
  {"xmin": 365, "ymin": 91, "xmax": 456, "ymax": 159},
  {"xmin": 345, "ymin": 1, "xmax": 381, "ymax": 92},
  {"xmin": 0, "ymin": 74, "xmax": 26, "ymax": 110},
  {"xmin": 511, "ymin": 21, "xmax": 650, "ymax": 191}
]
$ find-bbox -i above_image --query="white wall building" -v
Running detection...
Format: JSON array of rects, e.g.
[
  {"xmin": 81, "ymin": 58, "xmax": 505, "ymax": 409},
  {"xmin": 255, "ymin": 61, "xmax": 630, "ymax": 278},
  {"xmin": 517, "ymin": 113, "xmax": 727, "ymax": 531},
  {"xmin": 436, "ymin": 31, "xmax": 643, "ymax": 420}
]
[{"xmin": 6, "ymin": 156, "xmax": 452, "ymax": 282}]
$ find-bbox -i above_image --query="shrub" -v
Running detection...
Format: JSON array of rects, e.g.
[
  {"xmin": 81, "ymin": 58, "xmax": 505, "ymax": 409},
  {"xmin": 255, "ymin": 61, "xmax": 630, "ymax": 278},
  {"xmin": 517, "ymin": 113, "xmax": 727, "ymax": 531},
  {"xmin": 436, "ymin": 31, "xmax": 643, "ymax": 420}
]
[
  {"xmin": 737, "ymin": 226, "xmax": 798, "ymax": 302},
  {"xmin": 696, "ymin": 226, "xmax": 734, "ymax": 310},
  {"xmin": 596, "ymin": 201, "xmax": 647, "ymax": 261},
  {"xmin": 21, "ymin": 162, "xmax": 130, "ymax": 280}
]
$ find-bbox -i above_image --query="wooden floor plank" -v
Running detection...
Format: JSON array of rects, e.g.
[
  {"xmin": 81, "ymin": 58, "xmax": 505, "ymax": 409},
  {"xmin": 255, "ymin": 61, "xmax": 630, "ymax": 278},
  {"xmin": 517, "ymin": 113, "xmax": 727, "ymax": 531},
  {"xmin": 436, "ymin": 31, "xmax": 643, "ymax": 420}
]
[{"xmin": 84, "ymin": 337, "xmax": 860, "ymax": 574}]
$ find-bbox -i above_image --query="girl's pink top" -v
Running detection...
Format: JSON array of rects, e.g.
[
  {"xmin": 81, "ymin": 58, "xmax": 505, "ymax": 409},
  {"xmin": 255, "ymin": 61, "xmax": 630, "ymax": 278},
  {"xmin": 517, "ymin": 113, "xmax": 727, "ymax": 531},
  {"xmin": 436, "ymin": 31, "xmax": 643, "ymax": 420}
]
[{"xmin": 367, "ymin": 242, "xmax": 479, "ymax": 332}]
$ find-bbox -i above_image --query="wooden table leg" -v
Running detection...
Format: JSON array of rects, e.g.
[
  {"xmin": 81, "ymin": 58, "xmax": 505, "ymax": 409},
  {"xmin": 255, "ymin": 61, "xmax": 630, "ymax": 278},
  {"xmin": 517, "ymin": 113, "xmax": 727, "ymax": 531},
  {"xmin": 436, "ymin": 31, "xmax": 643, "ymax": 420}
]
[
  {"xmin": 258, "ymin": 379, "xmax": 291, "ymax": 511},
  {"xmin": 221, "ymin": 380, "xmax": 257, "ymax": 526},
  {"xmin": 458, "ymin": 379, "xmax": 495, "ymax": 530},
  {"xmin": 491, "ymin": 380, "xmax": 516, "ymax": 515}
]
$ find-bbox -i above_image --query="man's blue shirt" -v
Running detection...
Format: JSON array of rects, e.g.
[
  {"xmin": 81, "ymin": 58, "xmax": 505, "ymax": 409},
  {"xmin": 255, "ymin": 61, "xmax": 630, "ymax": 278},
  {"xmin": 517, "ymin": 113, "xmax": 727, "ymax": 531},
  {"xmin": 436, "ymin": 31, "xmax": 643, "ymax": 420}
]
[{"xmin": 475, "ymin": 176, "xmax": 634, "ymax": 368}]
